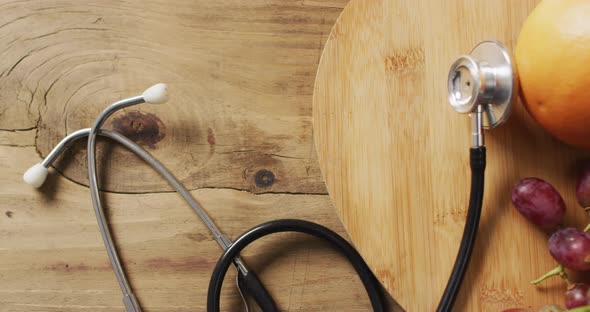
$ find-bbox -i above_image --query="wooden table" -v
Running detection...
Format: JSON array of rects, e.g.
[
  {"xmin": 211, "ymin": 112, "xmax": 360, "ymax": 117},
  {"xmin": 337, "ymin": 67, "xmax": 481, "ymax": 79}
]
[{"xmin": 0, "ymin": 1, "xmax": 403, "ymax": 311}]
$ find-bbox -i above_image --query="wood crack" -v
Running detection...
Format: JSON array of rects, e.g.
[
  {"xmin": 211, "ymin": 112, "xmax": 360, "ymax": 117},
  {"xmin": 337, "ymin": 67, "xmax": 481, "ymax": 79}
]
[
  {"xmin": 218, "ymin": 150, "xmax": 304, "ymax": 160},
  {"xmin": 0, "ymin": 126, "xmax": 37, "ymax": 132},
  {"xmin": 24, "ymin": 27, "xmax": 109, "ymax": 41},
  {"xmin": 0, "ymin": 143, "xmax": 34, "ymax": 147},
  {"xmin": 2, "ymin": 52, "xmax": 31, "ymax": 77},
  {"xmin": 0, "ymin": 12, "xmax": 37, "ymax": 30},
  {"xmin": 47, "ymin": 166, "xmax": 328, "ymax": 196},
  {"xmin": 264, "ymin": 152, "xmax": 304, "ymax": 160}
]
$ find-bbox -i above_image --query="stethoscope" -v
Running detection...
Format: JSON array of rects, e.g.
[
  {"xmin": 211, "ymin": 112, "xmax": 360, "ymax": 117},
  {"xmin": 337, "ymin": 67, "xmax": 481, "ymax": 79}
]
[{"xmin": 22, "ymin": 40, "xmax": 516, "ymax": 311}]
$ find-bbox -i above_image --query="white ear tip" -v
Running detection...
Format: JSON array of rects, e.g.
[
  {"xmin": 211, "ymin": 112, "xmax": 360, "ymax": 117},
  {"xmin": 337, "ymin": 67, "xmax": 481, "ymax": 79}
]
[
  {"xmin": 142, "ymin": 83, "xmax": 168, "ymax": 104},
  {"xmin": 23, "ymin": 163, "xmax": 48, "ymax": 188}
]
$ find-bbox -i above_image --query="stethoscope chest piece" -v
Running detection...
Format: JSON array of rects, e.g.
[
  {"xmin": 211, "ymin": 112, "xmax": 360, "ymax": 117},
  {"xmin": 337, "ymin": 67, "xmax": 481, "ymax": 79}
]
[
  {"xmin": 448, "ymin": 41, "xmax": 518, "ymax": 129},
  {"xmin": 439, "ymin": 40, "xmax": 519, "ymax": 311}
]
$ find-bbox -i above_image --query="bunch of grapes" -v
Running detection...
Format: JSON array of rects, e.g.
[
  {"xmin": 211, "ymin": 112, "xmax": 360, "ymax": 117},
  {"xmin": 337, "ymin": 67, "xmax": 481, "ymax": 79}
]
[{"xmin": 505, "ymin": 163, "xmax": 590, "ymax": 311}]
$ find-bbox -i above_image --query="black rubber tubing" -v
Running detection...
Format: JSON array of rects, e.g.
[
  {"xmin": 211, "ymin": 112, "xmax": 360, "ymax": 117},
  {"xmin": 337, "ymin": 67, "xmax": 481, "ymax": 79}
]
[
  {"xmin": 208, "ymin": 147, "xmax": 486, "ymax": 312},
  {"xmin": 436, "ymin": 146, "xmax": 486, "ymax": 311},
  {"xmin": 207, "ymin": 219, "xmax": 386, "ymax": 312},
  {"xmin": 236, "ymin": 269, "xmax": 277, "ymax": 311}
]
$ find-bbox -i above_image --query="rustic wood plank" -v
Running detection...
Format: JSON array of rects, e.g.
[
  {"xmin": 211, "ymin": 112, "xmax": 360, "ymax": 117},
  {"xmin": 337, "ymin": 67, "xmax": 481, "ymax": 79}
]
[
  {"xmin": 1, "ymin": 144, "xmax": 400, "ymax": 311},
  {"xmin": 0, "ymin": 0, "xmax": 345, "ymax": 194}
]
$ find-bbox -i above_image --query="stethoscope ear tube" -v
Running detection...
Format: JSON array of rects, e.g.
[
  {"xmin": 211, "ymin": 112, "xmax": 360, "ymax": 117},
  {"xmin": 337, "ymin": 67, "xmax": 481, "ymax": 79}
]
[
  {"xmin": 207, "ymin": 219, "xmax": 386, "ymax": 312},
  {"xmin": 436, "ymin": 146, "xmax": 486, "ymax": 311}
]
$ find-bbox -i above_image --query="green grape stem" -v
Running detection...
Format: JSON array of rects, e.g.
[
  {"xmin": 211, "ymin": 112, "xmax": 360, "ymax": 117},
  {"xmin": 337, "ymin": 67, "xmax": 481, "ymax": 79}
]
[
  {"xmin": 584, "ymin": 222, "xmax": 590, "ymax": 232},
  {"xmin": 567, "ymin": 306, "xmax": 590, "ymax": 312},
  {"xmin": 531, "ymin": 264, "xmax": 571, "ymax": 285}
]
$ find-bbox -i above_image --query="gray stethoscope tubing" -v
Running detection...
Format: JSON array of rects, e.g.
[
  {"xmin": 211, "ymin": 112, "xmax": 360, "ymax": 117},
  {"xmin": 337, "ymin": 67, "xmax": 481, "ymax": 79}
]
[
  {"xmin": 27, "ymin": 83, "xmax": 275, "ymax": 312},
  {"xmin": 87, "ymin": 94, "xmax": 153, "ymax": 311},
  {"xmin": 42, "ymin": 128, "xmax": 247, "ymax": 268},
  {"xmin": 40, "ymin": 127, "xmax": 255, "ymax": 311},
  {"xmin": 87, "ymin": 92, "xmax": 272, "ymax": 312}
]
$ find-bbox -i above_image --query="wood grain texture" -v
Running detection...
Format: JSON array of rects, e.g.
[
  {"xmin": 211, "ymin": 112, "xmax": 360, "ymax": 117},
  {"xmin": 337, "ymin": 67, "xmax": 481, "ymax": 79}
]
[
  {"xmin": 0, "ymin": 0, "xmax": 402, "ymax": 311},
  {"xmin": 313, "ymin": 0, "xmax": 590, "ymax": 310},
  {"xmin": 0, "ymin": 141, "xmax": 386, "ymax": 311},
  {"xmin": 0, "ymin": 0, "xmax": 348, "ymax": 194}
]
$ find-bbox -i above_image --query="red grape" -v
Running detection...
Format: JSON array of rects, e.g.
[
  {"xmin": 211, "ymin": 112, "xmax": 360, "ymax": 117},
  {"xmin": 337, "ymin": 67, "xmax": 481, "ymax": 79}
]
[
  {"xmin": 511, "ymin": 178, "xmax": 566, "ymax": 230},
  {"xmin": 549, "ymin": 228, "xmax": 590, "ymax": 271},
  {"xmin": 576, "ymin": 162, "xmax": 590, "ymax": 208},
  {"xmin": 565, "ymin": 283, "xmax": 590, "ymax": 309}
]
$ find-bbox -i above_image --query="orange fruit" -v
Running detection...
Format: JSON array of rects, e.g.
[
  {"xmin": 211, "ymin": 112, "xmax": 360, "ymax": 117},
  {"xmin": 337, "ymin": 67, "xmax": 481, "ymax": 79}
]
[{"xmin": 516, "ymin": 0, "xmax": 590, "ymax": 149}]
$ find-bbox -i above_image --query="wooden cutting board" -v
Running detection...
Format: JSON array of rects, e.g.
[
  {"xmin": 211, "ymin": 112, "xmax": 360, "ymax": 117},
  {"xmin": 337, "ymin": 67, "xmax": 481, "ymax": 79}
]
[{"xmin": 313, "ymin": 0, "xmax": 590, "ymax": 310}]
